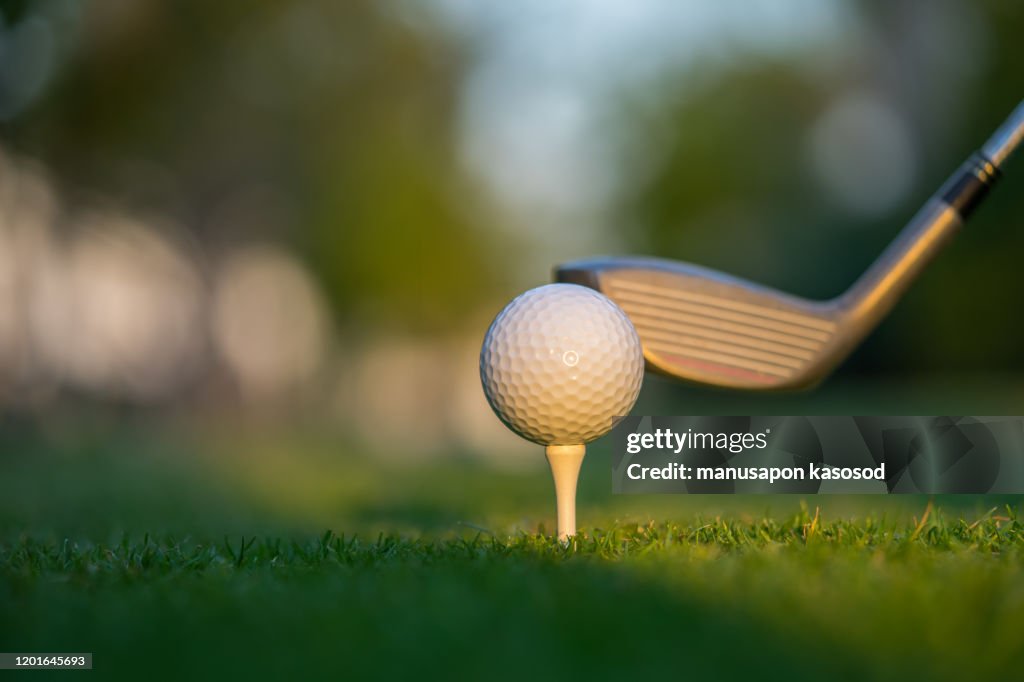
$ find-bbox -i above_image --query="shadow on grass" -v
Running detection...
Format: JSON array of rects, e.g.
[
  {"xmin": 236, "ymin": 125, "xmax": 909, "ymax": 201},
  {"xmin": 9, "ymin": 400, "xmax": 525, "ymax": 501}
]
[{"xmin": 0, "ymin": 550, "xmax": 873, "ymax": 682}]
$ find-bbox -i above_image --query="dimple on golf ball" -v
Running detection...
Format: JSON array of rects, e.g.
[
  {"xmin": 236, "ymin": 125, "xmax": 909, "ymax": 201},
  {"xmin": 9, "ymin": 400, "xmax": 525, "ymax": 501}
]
[{"xmin": 480, "ymin": 283, "xmax": 644, "ymax": 446}]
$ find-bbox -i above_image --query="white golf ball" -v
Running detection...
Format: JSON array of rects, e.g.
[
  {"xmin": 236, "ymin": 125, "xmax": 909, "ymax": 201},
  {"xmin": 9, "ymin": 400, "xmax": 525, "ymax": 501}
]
[{"xmin": 480, "ymin": 283, "xmax": 644, "ymax": 446}]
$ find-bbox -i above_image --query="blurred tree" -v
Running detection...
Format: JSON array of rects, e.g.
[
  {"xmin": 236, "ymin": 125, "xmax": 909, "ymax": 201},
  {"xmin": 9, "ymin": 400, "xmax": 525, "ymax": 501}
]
[{"xmin": 0, "ymin": 0, "xmax": 506, "ymax": 331}]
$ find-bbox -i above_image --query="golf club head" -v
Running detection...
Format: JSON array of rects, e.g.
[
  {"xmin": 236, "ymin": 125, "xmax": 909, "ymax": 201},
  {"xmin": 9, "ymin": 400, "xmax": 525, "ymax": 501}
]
[
  {"xmin": 556, "ymin": 99, "xmax": 1024, "ymax": 392},
  {"xmin": 557, "ymin": 257, "xmax": 849, "ymax": 391}
]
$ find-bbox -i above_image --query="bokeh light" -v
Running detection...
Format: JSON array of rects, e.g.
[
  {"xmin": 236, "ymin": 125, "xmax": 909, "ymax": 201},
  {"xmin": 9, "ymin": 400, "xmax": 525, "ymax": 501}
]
[
  {"xmin": 808, "ymin": 91, "xmax": 916, "ymax": 218},
  {"xmin": 211, "ymin": 245, "xmax": 329, "ymax": 402},
  {"xmin": 32, "ymin": 212, "xmax": 204, "ymax": 401}
]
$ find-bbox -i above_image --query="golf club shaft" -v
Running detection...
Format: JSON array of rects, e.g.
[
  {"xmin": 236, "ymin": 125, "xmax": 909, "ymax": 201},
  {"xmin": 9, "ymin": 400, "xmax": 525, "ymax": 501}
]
[
  {"xmin": 839, "ymin": 99, "xmax": 1023, "ymax": 326},
  {"xmin": 982, "ymin": 99, "xmax": 1024, "ymax": 168}
]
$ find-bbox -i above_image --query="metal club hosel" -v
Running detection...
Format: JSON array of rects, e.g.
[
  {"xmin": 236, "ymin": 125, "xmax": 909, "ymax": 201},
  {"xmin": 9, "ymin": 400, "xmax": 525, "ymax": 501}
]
[{"xmin": 835, "ymin": 200, "xmax": 962, "ymax": 334}]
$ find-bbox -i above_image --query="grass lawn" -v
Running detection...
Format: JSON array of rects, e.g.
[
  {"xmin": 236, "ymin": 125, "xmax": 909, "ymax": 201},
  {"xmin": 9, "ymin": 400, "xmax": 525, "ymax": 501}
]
[{"xmin": 2, "ymin": 416, "xmax": 1023, "ymax": 681}]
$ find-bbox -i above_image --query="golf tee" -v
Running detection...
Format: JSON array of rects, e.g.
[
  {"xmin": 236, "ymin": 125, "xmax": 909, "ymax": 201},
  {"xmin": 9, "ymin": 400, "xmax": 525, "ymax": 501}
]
[{"xmin": 545, "ymin": 444, "xmax": 586, "ymax": 541}]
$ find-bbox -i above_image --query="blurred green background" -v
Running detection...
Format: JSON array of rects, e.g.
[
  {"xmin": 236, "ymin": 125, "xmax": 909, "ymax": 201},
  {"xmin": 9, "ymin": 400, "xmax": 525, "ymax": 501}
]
[
  {"xmin": 1, "ymin": 1, "xmax": 1024, "ymax": 678},
  {"xmin": 1, "ymin": 0, "xmax": 1023, "ymax": 443}
]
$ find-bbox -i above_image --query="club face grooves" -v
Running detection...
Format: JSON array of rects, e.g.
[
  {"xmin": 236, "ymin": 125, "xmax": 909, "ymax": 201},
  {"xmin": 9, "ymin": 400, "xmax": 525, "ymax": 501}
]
[{"xmin": 557, "ymin": 258, "xmax": 844, "ymax": 390}]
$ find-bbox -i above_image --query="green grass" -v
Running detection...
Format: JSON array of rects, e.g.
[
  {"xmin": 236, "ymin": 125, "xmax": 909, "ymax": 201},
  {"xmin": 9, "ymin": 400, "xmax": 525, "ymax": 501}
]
[
  {"xmin": 3, "ymin": 421, "xmax": 1024, "ymax": 680},
  {"xmin": 4, "ymin": 508, "xmax": 1024, "ymax": 680}
]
